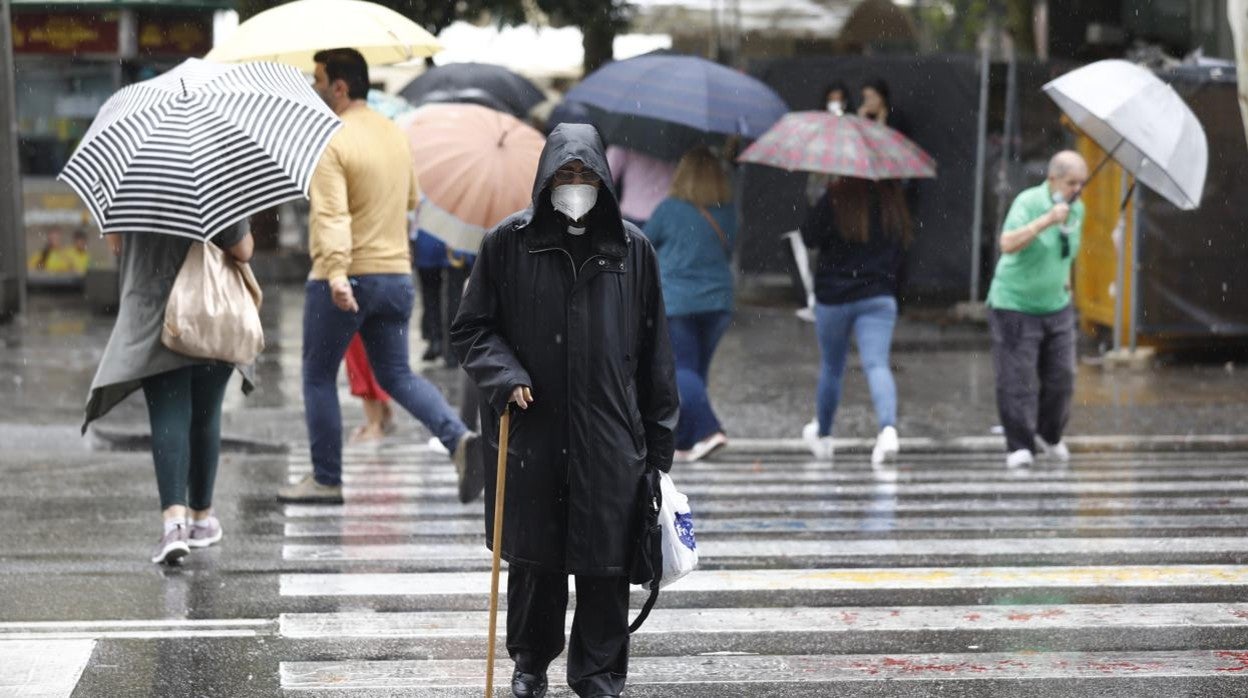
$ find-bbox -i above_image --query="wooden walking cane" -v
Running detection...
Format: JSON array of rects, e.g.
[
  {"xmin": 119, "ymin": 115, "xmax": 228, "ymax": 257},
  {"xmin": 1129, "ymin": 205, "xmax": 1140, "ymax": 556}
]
[{"xmin": 485, "ymin": 406, "xmax": 510, "ymax": 698}]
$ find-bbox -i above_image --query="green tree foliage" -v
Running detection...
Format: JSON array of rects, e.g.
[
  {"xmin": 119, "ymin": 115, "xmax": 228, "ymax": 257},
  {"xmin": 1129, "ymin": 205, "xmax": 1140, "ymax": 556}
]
[
  {"xmin": 913, "ymin": 0, "xmax": 1037, "ymax": 56},
  {"xmin": 534, "ymin": 0, "xmax": 632, "ymax": 73}
]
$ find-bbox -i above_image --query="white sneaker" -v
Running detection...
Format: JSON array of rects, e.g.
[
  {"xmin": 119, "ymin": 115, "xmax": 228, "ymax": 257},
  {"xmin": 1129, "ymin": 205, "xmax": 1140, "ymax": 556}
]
[
  {"xmin": 1005, "ymin": 449, "xmax": 1034, "ymax": 469},
  {"xmin": 684, "ymin": 432, "xmax": 728, "ymax": 462},
  {"xmin": 871, "ymin": 426, "xmax": 899, "ymax": 465},
  {"xmin": 1035, "ymin": 436, "xmax": 1071, "ymax": 462},
  {"xmin": 801, "ymin": 419, "xmax": 834, "ymax": 461}
]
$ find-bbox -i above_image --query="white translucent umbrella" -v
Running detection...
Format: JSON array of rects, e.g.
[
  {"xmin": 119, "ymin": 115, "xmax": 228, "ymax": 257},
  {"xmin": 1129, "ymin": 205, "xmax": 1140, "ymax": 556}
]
[
  {"xmin": 1043, "ymin": 59, "xmax": 1207, "ymax": 210},
  {"xmin": 205, "ymin": 0, "xmax": 442, "ymax": 73}
]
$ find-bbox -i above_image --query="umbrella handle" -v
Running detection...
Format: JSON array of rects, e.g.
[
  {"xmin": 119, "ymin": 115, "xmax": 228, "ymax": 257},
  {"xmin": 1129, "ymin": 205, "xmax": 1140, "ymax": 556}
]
[{"xmin": 485, "ymin": 407, "xmax": 510, "ymax": 698}]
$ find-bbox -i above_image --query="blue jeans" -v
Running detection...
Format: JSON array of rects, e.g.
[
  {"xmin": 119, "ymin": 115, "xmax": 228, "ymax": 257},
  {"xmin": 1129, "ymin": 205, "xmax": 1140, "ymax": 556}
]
[
  {"xmin": 304, "ymin": 275, "xmax": 467, "ymax": 486},
  {"xmin": 668, "ymin": 310, "xmax": 732, "ymax": 450},
  {"xmin": 813, "ymin": 295, "xmax": 898, "ymax": 437}
]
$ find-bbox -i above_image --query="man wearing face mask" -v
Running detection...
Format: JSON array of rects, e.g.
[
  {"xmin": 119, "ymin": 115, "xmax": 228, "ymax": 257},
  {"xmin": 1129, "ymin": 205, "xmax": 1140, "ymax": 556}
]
[
  {"xmin": 987, "ymin": 150, "xmax": 1088, "ymax": 470},
  {"xmin": 451, "ymin": 123, "xmax": 679, "ymax": 698}
]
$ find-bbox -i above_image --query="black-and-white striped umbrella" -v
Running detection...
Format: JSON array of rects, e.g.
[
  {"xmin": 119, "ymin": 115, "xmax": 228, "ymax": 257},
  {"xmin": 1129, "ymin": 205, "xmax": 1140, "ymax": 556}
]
[{"xmin": 59, "ymin": 58, "xmax": 341, "ymax": 241}]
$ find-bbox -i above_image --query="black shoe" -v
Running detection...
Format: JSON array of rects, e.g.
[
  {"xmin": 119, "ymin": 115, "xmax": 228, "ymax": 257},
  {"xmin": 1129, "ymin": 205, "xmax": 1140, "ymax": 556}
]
[
  {"xmin": 511, "ymin": 669, "xmax": 547, "ymax": 698},
  {"xmin": 452, "ymin": 432, "xmax": 485, "ymax": 503},
  {"xmin": 421, "ymin": 339, "xmax": 442, "ymax": 362}
]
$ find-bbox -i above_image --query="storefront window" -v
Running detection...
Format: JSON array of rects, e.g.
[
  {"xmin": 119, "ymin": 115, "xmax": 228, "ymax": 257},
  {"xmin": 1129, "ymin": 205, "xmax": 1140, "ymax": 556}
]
[{"xmin": 15, "ymin": 60, "xmax": 114, "ymax": 176}]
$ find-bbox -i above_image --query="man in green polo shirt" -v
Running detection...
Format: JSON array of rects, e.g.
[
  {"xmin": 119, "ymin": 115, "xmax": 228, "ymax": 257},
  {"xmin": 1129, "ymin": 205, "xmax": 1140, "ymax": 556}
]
[{"xmin": 987, "ymin": 150, "xmax": 1088, "ymax": 469}]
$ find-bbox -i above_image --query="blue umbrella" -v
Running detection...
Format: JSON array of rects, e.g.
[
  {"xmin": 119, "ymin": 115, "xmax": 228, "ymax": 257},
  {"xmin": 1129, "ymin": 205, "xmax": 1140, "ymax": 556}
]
[{"xmin": 564, "ymin": 54, "xmax": 788, "ymax": 160}]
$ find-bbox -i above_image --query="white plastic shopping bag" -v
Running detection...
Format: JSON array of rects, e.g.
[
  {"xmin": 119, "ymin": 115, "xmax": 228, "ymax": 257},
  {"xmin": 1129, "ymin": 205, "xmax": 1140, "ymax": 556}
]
[{"xmin": 658, "ymin": 471, "xmax": 698, "ymax": 587}]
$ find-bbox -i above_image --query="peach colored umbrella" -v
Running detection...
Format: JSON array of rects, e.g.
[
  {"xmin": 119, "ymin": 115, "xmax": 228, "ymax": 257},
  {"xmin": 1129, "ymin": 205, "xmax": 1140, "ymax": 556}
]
[{"xmin": 405, "ymin": 103, "xmax": 545, "ymax": 254}]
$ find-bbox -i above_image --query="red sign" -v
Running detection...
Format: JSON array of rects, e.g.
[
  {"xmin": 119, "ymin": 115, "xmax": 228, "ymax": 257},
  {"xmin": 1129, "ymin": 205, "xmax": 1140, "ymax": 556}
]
[
  {"xmin": 13, "ymin": 13, "xmax": 121, "ymax": 55},
  {"xmin": 136, "ymin": 13, "xmax": 214, "ymax": 56}
]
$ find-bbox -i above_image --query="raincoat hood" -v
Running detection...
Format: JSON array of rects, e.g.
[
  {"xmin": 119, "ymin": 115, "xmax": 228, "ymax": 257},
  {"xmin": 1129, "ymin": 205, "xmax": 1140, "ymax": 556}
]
[{"xmin": 527, "ymin": 123, "xmax": 628, "ymax": 257}]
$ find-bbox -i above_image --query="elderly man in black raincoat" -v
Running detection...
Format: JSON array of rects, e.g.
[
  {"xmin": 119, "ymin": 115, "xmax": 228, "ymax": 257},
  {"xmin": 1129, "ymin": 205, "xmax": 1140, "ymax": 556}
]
[{"xmin": 451, "ymin": 123, "xmax": 679, "ymax": 698}]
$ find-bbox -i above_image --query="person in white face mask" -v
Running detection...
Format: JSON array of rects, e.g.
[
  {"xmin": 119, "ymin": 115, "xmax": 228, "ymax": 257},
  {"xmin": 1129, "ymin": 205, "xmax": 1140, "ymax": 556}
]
[
  {"xmin": 549, "ymin": 160, "xmax": 604, "ymax": 272},
  {"xmin": 806, "ymin": 81, "xmax": 854, "ymax": 207},
  {"xmin": 824, "ymin": 80, "xmax": 851, "ymax": 116},
  {"xmin": 451, "ymin": 123, "xmax": 678, "ymax": 698}
]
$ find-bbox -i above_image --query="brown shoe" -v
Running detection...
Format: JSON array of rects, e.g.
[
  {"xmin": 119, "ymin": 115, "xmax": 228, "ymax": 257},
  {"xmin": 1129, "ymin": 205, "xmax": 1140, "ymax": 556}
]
[{"xmin": 277, "ymin": 474, "xmax": 344, "ymax": 504}]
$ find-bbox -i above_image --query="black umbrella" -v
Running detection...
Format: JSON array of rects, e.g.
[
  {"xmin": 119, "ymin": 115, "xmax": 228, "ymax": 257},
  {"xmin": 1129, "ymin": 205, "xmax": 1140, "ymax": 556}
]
[
  {"xmin": 399, "ymin": 62, "xmax": 545, "ymax": 119},
  {"xmin": 411, "ymin": 87, "xmax": 512, "ymax": 115}
]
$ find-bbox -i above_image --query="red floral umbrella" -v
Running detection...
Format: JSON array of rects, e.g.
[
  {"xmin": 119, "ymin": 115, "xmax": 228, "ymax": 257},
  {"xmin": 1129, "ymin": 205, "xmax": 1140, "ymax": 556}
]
[{"xmin": 737, "ymin": 111, "xmax": 936, "ymax": 180}]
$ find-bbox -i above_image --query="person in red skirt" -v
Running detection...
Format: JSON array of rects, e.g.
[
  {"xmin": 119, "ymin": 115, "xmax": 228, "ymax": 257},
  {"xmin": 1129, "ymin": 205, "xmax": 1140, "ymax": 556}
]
[{"xmin": 343, "ymin": 333, "xmax": 394, "ymax": 442}]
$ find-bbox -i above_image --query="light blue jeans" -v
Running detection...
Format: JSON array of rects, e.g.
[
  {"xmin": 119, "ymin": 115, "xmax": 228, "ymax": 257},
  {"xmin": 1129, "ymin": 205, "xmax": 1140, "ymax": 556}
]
[{"xmin": 813, "ymin": 294, "xmax": 898, "ymax": 437}]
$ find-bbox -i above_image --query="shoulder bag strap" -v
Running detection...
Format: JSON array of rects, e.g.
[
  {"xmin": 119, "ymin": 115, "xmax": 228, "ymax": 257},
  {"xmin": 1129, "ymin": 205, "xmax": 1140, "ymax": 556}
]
[
  {"xmin": 629, "ymin": 581, "xmax": 660, "ymax": 633},
  {"xmin": 696, "ymin": 206, "xmax": 730, "ymax": 257}
]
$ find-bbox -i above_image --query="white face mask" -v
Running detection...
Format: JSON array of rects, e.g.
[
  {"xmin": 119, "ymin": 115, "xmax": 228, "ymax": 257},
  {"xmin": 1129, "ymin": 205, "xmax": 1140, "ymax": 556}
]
[
  {"xmin": 826, "ymin": 100, "xmax": 843, "ymax": 115},
  {"xmin": 551, "ymin": 184, "xmax": 598, "ymax": 223}
]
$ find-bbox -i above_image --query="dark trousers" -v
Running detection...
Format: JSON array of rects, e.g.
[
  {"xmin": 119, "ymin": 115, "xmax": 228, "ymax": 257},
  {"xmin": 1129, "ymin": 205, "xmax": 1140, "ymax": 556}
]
[
  {"xmin": 141, "ymin": 363, "xmax": 234, "ymax": 510},
  {"xmin": 302, "ymin": 276, "xmax": 467, "ymax": 485},
  {"xmin": 988, "ymin": 305, "xmax": 1076, "ymax": 454},
  {"xmin": 416, "ymin": 266, "xmax": 443, "ymax": 346},
  {"xmin": 507, "ymin": 566, "xmax": 631, "ymax": 697}
]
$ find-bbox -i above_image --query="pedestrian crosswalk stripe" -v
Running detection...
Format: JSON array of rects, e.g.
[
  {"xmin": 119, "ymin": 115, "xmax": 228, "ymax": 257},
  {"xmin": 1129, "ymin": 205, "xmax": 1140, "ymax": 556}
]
[
  {"xmin": 0, "ymin": 618, "xmax": 273, "ymax": 641},
  {"xmin": 282, "ymin": 495, "xmax": 1248, "ymax": 519},
  {"xmin": 0, "ymin": 639, "xmax": 95, "ymax": 698},
  {"xmin": 278, "ymin": 602, "xmax": 1248, "ymax": 639},
  {"xmin": 280, "ymin": 564, "xmax": 1248, "ymax": 597},
  {"xmin": 283, "ymin": 479, "xmax": 1248, "ymax": 501},
  {"xmin": 283, "ymin": 513, "xmax": 1248, "ymax": 538},
  {"xmin": 284, "ymin": 465, "xmax": 1248, "ymax": 485},
  {"xmin": 281, "ymin": 536, "xmax": 1248, "ymax": 564},
  {"xmin": 279, "ymin": 649, "xmax": 1248, "ymax": 690}
]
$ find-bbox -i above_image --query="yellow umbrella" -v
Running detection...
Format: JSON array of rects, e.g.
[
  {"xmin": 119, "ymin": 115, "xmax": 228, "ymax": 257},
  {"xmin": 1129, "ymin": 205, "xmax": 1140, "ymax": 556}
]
[{"xmin": 206, "ymin": 0, "xmax": 441, "ymax": 72}]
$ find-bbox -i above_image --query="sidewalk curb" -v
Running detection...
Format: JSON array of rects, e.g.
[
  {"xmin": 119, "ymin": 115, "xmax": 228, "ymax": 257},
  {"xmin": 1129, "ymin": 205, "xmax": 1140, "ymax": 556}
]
[
  {"xmin": 722, "ymin": 434, "xmax": 1248, "ymax": 456},
  {"xmin": 89, "ymin": 427, "xmax": 288, "ymax": 455}
]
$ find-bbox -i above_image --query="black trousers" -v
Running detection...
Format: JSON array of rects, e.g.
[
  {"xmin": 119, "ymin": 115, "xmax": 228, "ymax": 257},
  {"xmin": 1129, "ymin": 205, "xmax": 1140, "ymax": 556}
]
[
  {"xmin": 988, "ymin": 305, "xmax": 1076, "ymax": 454},
  {"xmin": 507, "ymin": 566, "xmax": 631, "ymax": 697},
  {"xmin": 416, "ymin": 266, "xmax": 443, "ymax": 345}
]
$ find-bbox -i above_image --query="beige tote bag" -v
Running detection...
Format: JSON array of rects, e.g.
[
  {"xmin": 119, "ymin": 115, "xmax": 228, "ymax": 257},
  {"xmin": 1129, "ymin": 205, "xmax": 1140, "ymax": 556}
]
[{"xmin": 162, "ymin": 241, "xmax": 265, "ymax": 365}]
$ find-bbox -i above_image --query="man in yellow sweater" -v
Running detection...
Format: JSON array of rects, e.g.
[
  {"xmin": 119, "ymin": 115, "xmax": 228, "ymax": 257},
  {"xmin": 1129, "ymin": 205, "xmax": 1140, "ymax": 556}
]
[{"xmin": 279, "ymin": 48, "xmax": 483, "ymax": 506}]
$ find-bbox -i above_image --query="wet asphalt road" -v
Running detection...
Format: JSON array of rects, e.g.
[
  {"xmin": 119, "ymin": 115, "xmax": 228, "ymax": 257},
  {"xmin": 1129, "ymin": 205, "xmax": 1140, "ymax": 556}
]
[
  {"xmin": 4, "ymin": 287, "xmax": 1248, "ymax": 695},
  {"xmin": 6, "ymin": 442, "xmax": 1248, "ymax": 696}
]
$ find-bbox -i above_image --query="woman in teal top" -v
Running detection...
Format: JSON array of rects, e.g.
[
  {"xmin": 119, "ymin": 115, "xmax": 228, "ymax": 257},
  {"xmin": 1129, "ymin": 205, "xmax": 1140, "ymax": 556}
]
[{"xmin": 643, "ymin": 147, "xmax": 738, "ymax": 462}]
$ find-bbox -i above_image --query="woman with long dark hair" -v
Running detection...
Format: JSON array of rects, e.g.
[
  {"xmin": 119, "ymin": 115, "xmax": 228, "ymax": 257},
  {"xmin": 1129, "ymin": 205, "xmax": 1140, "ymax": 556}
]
[{"xmin": 800, "ymin": 177, "xmax": 912, "ymax": 465}]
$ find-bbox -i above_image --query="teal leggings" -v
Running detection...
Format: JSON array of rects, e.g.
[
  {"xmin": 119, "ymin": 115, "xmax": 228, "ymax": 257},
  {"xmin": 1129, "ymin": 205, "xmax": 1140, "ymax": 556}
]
[{"xmin": 140, "ymin": 364, "xmax": 234, "ymax": 511}]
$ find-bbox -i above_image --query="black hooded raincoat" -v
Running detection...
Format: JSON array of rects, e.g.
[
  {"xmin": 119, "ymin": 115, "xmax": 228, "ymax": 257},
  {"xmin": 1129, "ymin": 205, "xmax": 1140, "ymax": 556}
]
[{"xmin": 451, "ymin": 124, "xmax": 679, "ymax": 576}]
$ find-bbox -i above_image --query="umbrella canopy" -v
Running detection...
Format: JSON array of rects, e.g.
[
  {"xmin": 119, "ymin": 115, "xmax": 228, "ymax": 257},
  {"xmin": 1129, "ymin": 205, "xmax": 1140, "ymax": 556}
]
[
  {"xmin": 406, "ymin": 103, "xmax": 545, "ymax": 254},
  {"xmin": 408, "ymin": 87, "xmax": 512, "ymax": 115},
  {"xmin": 59, "ymin": 58, "xmax": 341, "ymax": 241},
  {"xmin": 1043, "ymin": 59, "xmax": 1207, "ymax": 210},
  {"xmin": 399, "ymin": 63, "xmax": 545, "ymax": 119},
  {"xmin": 204, "ymin": 0, "xmax": 442, "ymax": 72},
  {"xmin": 737, "ymin": 111, "xmax": 936, "ymax": 180},
  {"xmin": 563, "ymin": 54, "xmax": 788, "ymax": 160}
]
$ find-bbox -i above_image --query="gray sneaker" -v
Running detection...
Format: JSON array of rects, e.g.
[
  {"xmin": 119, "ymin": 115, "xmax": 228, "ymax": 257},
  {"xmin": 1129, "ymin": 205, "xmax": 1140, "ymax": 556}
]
[
  {"xmin": 277, "ymin": 474, "xmax": 344, "ymax": 504},
  {"xmin": 188, "ymin": 516, "xmax": 223, "ymax": 549},
  {"xmin": 151, "ymin": 524, "xmax": 190, "ymax": 565},
  {"xmin": 452, "ymin": 432, "xmax": 485, "ymax": 504}
]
